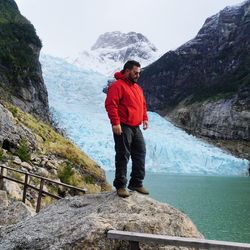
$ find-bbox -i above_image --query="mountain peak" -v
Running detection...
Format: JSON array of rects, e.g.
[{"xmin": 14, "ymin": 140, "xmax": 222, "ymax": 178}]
[
  {"xmin": 91, "ymin": 31, "xmax": 157, "ymax": 51},
  {"xmin": 69, "ymin": 31, "xmax": 160, "ymax": 76},
  {"xmin": 196, "ymin": 0, "xmax": 249, "ymax": 37}
]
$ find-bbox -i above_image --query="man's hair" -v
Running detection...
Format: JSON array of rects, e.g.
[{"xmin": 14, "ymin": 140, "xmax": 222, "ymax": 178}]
[{"xmin": 123, "ymin": 60, "xmax": 141, "ymax": 71}]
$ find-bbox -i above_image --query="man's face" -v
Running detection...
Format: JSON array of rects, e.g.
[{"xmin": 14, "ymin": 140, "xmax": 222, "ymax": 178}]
[{"xmin": 127, "ymin": 66, "xmax": 140, "ymax": 83}]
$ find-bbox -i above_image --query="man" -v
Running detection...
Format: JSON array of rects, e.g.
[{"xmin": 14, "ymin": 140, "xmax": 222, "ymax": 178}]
[{"xmin": 105, "ymin": 60, "xmax": 149, "ymax": 198}]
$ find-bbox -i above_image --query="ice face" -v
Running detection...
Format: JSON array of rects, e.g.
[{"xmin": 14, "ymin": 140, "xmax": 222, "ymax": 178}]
[{"xmin": 41, "ymin": 54, "xmax": 249, "ymax": 176}]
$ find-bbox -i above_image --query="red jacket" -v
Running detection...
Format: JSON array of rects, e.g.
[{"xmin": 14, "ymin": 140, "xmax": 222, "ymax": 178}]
[{"xmin": 105, "ymin": 71, "xmax": 148, "ymax": 126}]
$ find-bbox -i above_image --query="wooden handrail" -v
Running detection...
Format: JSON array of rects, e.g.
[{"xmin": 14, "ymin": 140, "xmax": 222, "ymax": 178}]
[
  {"xmin": 0, "ymin": 164, "xmax": 87, "ymax": 212},
  {"xmin": 1, "ymin": 165, "xmax": 87, "ymax": 192},
  {"xmin": 107, "ymin": 230, "xmax": 250, "ymax": 250}
]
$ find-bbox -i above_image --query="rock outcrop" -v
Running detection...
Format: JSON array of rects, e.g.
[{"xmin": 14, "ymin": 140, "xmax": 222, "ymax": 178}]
[
  {"xmin": 0, "ymin": 192, "xmax": 202, "ymax": 250},
  {"xmin": 0, "ymin": 0, "xmax": 50, "ymax": 122},
  {"xmin": 0, "ymin": 103, "xmax": 36, "ymax": 152},
  {"xmin": 139, "ymin": 1, "xmax": 250, "ymax": 159}
]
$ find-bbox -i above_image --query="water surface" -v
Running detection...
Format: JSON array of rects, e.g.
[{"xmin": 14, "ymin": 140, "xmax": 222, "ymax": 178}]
[{"xmin": 106, "ymin": 171, "xmax": 250, "ymax": 243}]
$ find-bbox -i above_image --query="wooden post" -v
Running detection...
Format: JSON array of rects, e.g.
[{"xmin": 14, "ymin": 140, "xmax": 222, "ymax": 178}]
[
  {"xmin": 22, "ymin": 173, "xmax": 28, "ymax": 203},
  {"xmin": 129, "ymin": 241, "xmax": 140, "ymax": 250},
  {"xmin": 36, "ymin": 179, "xmax": 44, "ymax": 213},
  {"xmin": 0, "ymin": 166, "xmax": 4, "ymax": 190}
]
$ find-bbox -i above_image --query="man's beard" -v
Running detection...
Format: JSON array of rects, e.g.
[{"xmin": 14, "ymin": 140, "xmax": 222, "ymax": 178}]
[{"xmin": 128, "ymin": 74, "xmax": 139, "ymax": 83}]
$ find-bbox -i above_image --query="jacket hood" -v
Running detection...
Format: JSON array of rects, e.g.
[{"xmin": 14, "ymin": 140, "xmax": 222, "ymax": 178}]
[
  {"xmin": 114, "ymin": 71, "xmax": 125, "ymax": 80},
  {"xmin": 114, "ymin": 70, "xmax": 135, "ymax": 84}
]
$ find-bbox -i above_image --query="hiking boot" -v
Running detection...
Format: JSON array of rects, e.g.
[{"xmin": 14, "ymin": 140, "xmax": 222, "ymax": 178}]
[
  {"xmin": 128, "ymin": 186, "xmax": 149, "ymax": 195},
  {"xmin": 116, "ymin": 188, "xmax": 130, "ymax": 198}
]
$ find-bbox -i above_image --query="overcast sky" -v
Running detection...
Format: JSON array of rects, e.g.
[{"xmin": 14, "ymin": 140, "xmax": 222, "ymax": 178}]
[{"xmin": 16, "ymin": 0, "xmax": 243, "ymax": 58}]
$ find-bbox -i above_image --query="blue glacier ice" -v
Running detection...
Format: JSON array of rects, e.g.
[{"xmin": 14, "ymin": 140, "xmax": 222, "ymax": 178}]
[{"xmin": 41, "ymin": 54, "xmax": 249, "ymax": 176}]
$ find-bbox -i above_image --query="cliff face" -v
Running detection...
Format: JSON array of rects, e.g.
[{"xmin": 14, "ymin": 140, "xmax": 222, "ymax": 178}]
[
  {"xmin": 0, "ymin": 0, "xmax": 49, "ymax": 122},
  {"xmin": 139, "ymin": 1, "xmax": 250, "ymax": 159}
]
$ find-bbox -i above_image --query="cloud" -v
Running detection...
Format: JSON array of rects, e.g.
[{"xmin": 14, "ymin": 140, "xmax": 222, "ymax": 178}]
[{"xmin": 16, "ymin": 0, "xmax": 244, "ymax": 57}]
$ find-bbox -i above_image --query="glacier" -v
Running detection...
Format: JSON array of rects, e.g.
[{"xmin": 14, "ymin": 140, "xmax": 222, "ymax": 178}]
[{"xmin": 41, "ymin": 54, "xmax": 249, "ymax": 176}]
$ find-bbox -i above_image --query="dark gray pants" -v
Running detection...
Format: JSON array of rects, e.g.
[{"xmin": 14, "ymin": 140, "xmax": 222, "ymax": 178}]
[{"xmin": 113, "ymin": 123, "xmax": 146, "ymax": 189}]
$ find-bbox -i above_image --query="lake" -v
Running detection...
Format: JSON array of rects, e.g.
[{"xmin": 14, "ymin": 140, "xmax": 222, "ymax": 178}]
[{"xmin": 106, "ymin": 171, "xmax": 250, "ymax": 243}]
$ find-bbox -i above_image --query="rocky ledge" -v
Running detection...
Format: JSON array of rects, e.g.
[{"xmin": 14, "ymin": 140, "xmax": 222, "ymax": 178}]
[{"xmin": 0, "ymin": 192, "xmax": 202, "ymax": 250}]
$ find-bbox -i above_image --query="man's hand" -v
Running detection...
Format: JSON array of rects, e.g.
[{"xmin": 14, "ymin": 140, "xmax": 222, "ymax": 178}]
[
  {"xmin": 112, "ymin": 124, "xmax": 122, "ymax": 135},
  {"xmin": 143, "ymin": 120, "xmax": 148, "ymax": 130}
]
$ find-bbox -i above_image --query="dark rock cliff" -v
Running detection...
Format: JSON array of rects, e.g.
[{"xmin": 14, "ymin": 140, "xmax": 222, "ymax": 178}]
[
  {"xmin": 0, "ymin": 0, "xmax": 49, "ymax": 122},
  {"xmin": 139, "ymin": 1, "xmax": 250, "ymax": 159}
]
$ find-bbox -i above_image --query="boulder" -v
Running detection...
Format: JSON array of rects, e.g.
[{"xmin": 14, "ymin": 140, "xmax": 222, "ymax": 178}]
[
  {"xmin": 37, "ymin": 167, "xmax": 49, "ymax": 177},
  {"xmin": 4, "ymin": 180, "xmax": 22, "ymax": 200},
  {"xmin": 21, "ymin": 161, "xmax": 33, "ymax": 171},
  {"xmin": 13, "ymin": 156, "xmax": 22, "ymax": 165},
  {"xmin": 0, "ymin": 201, "xmax": 35, "ymax": 228},
  {"xmin": 0, "ymin": 192, "xmax": 202, "ymax": 249},
  {"xmin": 46, "ymin": 161, "xmax": 56, "ymax": 170}
]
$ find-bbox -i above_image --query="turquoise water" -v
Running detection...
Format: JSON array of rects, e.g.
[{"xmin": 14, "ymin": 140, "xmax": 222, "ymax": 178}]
[{"xmin": 106, "ymin": 171, "xmax": 250, "ymax": 243}]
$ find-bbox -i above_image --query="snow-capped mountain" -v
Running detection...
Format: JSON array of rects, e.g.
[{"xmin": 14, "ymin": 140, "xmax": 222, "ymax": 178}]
[
  {"xmin": 41, "ymin": 54, "xmax": 249, "ymax": 176},
  {"xmin": 67, "ymin": 31, "xmax": 160, "ymax": 76}
]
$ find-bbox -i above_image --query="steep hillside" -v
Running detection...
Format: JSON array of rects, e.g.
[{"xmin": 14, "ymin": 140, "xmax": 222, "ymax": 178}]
[{"xmin": 139, "ymin": 1, "xmax": 250, "ymax": 159}]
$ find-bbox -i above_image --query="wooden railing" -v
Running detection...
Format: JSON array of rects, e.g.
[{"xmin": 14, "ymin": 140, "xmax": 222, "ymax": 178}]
[
  {"xmin": 0, "ymin": 165, "xmax": 87, "ymax": 212},
  {"xmin": 107, "ymin": 230, "xmax": 250, "ymax": 250}
]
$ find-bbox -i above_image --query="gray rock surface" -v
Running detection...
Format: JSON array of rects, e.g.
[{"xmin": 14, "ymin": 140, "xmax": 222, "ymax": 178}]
[
  {"xmin": 168, "ymin": 97, "xmax": 250, "ymax": 140},
  {"xmin": 0, "ymin": 191, "xmax": 8, "ymax": 208},
  {"xmin": 0, "ymin": 192, "xmax": 202, "ymax": 250},
  {"xmin": 0, "ymin": 103, "xmax": 36, "ymax": 151},
  {"xmin": 0, "ymin": 201, "xmax": 35, "ymax": 228}
]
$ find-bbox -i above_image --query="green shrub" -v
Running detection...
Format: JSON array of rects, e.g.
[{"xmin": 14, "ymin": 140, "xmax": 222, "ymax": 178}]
[
  {"xmin": 16, "ymin": 139, "xmax": 30, "ymax": 162},
  {"xmin": 84, "ymin": 175, "xmax": 95, "ymax": 184},
  {"xmin": 58, "ymin": 161, "xmax": 84, "ymax": 188},
  {"xmin": 8, "ymin": 105, "xmax": 18, "ymax": 117},
  {"xmin": 58, "ymin": 162, "xmax": 74, "ymax": 185}
]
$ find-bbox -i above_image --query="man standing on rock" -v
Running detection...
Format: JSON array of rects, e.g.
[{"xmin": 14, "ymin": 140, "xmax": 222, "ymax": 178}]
[{"xmin": 105, "ymin": 60, "xmax": 149, "ymax": 198}]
